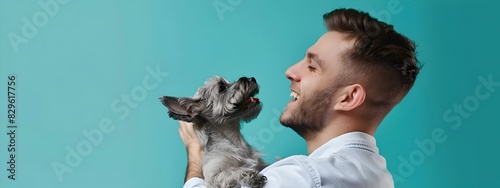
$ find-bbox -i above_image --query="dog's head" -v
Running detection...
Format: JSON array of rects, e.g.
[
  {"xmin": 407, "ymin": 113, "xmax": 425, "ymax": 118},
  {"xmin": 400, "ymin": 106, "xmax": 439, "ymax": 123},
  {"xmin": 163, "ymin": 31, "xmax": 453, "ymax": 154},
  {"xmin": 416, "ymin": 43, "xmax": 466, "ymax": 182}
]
[{"xmin": 160, "ymin": 76, "xmax": 262, "ymax": 124}]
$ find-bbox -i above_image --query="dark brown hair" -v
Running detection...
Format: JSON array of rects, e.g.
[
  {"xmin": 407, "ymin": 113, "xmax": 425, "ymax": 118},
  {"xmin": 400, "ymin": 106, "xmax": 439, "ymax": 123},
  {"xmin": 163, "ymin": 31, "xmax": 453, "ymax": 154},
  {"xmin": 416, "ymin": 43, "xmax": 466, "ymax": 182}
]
[{"xmin": 323, "ymin": 8, "xmax": 421, "ymax": 108}]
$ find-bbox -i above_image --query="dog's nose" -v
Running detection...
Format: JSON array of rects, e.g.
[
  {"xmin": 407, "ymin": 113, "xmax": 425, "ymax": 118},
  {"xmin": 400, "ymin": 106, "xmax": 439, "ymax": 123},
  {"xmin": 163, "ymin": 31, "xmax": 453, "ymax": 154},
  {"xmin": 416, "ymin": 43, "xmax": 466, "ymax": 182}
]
[
  {"xmin": 249, "ymin": 77, "xmax": 256, "ymax": 83},
  {"xmin": 239, "ymin": 77, "xmax": 257, "ymax": 83}
]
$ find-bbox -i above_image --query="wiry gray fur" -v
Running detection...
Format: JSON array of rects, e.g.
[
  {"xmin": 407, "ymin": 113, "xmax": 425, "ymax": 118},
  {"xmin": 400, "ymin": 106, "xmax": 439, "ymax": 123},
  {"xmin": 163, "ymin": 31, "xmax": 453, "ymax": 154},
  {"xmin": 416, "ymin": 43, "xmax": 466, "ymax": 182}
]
[{"xmin": 160, "ymin": 76, "xmax": 267, "ymax": 188}]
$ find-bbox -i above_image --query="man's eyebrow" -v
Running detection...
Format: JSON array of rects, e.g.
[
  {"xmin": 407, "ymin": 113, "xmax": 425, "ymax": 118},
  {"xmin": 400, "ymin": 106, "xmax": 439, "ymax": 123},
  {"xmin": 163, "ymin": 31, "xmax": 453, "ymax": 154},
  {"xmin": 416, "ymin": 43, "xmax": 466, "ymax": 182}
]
[{"xmin": 307, "ymin": 52, "xmax": 323, "ymax": 67}]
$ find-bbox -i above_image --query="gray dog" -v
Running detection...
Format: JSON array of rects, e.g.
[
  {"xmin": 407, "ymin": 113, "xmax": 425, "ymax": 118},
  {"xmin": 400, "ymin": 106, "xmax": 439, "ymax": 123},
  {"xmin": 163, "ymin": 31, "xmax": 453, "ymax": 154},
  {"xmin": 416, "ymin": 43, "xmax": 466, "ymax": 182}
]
[{"xmin": 160, "ymin": 76, "xmax": 267, "ymax": 188}]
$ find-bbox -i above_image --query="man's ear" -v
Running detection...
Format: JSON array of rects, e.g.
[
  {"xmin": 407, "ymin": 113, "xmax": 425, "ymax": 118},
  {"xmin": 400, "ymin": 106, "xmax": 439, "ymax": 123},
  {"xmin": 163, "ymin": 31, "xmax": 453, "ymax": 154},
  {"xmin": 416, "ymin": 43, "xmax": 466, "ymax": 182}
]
[
  {"xmin": 159, "ymin": 96, "xmax": 200, "ymax": 122},
  {"xmin": 333, "ymin": 84, "xmax": 366, "ymax": 111}
]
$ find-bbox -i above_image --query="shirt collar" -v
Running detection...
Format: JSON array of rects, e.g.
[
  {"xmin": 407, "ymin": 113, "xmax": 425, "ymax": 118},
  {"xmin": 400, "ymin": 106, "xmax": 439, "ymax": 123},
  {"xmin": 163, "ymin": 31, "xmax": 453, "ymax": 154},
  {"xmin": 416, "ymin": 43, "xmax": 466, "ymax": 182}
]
[{"xmin": 308, "ymin": 131, "xmax": 378, "ymax": 158}]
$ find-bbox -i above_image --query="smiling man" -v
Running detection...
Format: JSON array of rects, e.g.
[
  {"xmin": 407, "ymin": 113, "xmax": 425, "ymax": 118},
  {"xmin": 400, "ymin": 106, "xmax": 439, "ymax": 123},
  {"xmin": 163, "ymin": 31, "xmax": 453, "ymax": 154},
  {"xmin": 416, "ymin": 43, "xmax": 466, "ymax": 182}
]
[{"xmin": 179, "ymin": 8, "xmax": 421, "ymax": 188}]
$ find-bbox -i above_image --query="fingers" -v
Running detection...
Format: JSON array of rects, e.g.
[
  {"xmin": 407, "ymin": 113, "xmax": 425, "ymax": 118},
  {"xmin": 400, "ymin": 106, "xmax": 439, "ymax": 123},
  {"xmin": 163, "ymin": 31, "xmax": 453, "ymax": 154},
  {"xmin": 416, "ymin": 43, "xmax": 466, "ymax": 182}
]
[
  {"xmin": 178, "ymin": 121, "xmax": 191, "ymax": 143},
  {"xmin": 178, "ymin": 121, "xmax": 200, "ymax": 148},
  {"xmin": 178, "ymin": 127, "xmax": 186, "ymax": 143},
  {"xmin": 179, "ymin": 120, "xmax": 192, "ymax": 127},
  {"xmin": 179, "ymin": 121, "xmax": 194, "ymax": 138}
]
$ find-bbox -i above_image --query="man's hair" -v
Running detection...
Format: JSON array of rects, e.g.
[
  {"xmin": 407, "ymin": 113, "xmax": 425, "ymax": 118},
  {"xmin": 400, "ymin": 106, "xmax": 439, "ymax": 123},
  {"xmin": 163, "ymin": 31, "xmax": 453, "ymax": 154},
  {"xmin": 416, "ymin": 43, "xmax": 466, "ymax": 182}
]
[{"xmin": 323, "ymin": 8, "xmax": 421, "ymax": 111}]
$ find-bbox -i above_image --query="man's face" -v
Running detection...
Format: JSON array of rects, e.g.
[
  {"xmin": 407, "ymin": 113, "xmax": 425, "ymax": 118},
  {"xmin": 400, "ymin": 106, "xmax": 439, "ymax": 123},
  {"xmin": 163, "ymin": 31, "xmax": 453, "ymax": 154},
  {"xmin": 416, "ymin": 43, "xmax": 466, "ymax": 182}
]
[{"xmin": 280, "ymin": 31, "xmax": 353, "ymax": 139}]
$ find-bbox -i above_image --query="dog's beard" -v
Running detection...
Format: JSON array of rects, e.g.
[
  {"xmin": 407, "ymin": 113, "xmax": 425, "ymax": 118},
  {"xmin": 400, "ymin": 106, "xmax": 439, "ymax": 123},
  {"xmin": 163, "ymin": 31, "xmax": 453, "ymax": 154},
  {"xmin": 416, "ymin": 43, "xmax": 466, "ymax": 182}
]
[{"xmin": 280, "ymin": 87, "xmax": 336, "ymax": 140}]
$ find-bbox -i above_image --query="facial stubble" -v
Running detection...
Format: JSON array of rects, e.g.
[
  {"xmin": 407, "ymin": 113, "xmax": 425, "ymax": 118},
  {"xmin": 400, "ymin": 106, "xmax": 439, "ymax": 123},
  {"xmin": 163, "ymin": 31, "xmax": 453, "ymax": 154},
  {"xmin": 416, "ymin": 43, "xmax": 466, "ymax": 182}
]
[{"xmin": 280, "ymin": 86, "xmax": 337, "ymax": 140}]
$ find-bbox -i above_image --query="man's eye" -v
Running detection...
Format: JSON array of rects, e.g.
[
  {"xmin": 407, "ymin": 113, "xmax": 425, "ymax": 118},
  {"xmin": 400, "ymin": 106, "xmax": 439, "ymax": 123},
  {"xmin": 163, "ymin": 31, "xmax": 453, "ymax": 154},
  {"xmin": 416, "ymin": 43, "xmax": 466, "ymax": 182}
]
[
  {"xmin": 308, "ymin": 65, "xmax": 316, "ymax": 71},
  {"xmin": 219, "ymin": 84, "xmax": 226, "ymax": 92}
]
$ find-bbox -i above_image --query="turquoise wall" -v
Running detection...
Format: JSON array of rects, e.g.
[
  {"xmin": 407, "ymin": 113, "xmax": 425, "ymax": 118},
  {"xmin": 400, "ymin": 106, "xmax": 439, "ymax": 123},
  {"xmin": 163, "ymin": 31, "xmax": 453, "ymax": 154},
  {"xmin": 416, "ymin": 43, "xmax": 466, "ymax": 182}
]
[{"xmin": 1, "ymin": 0, "xmax": 499, "ymax": 187}]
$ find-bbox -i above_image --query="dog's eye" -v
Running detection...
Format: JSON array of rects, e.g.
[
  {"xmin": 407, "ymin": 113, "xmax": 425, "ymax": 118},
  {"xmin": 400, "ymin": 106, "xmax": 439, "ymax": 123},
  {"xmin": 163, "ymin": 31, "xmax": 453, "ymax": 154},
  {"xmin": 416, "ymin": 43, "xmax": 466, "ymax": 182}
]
[{"xmin": 219, "ymin": 84, "xmax": 226, "ymax": 92}]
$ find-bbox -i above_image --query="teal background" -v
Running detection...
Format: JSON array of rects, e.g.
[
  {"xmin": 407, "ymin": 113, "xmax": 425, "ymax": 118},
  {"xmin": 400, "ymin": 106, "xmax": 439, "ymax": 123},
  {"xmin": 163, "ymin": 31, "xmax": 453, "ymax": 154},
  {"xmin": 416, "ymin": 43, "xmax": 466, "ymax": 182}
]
[{"xmin": 1, "ymin": 0, "xmax": 499, "ymax": 187}]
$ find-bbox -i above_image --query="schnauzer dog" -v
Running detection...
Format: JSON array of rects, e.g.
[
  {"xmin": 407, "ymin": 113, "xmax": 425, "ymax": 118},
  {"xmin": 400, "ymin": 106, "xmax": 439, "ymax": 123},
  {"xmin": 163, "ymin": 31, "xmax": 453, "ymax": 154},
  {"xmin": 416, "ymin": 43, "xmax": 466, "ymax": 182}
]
[{"xmin": 160, "ymin": 76, "xmax": 267, "ymax": 188}]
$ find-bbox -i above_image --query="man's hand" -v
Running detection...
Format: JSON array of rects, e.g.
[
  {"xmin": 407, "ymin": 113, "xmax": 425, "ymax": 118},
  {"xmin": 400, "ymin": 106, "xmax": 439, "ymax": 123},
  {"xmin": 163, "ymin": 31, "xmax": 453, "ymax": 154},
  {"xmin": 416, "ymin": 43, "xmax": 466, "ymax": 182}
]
[
  {"xmin": 178, "ymin": 121, "xmax": 204, "ymax": 182},
  {"xmin": 178, "ymin": 121, "xmax": 202, "ymax": 151}
]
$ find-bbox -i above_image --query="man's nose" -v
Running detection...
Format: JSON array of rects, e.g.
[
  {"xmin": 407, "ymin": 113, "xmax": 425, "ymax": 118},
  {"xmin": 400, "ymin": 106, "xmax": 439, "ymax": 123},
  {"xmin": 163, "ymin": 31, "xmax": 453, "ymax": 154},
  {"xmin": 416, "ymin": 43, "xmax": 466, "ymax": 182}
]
[{"xmin": 285, "ymin": 62, "xmax": 301, "ymax": 82}]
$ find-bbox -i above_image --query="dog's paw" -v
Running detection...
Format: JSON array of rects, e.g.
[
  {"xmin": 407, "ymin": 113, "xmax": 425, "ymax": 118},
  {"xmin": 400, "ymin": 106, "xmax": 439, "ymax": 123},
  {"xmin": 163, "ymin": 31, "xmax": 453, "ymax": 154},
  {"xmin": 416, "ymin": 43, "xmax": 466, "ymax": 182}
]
[{"xmin": 245, "ymin": 171, "xmax": 267, "ymax": 188}]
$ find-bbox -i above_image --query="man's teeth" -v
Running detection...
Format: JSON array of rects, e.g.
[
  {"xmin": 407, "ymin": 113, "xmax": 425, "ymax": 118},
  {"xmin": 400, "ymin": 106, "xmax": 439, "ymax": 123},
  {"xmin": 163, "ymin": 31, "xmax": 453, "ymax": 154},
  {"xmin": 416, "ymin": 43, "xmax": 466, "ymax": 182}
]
[{"xmin": 290, "ymin": 91, "xmax": 300, "ymax": 100}]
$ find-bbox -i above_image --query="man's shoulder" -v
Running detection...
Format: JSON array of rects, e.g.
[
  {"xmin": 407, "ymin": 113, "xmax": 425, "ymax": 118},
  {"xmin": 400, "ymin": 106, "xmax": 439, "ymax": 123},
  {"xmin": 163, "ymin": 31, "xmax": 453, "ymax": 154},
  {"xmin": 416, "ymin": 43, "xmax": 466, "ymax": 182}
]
[
  {"xmin": 259, "ymin": 155, "xmax": 322, "ymax": 188},
  {"xmin": 260, "ymin": 154, "xmax": 320, "ymax": 177},
  {"xmin": 261, "ymin": 150, "xmax": 394, "ymax": 188},
  {"xmin": 315, "ymin": 149, "xmax": 394, "ymax": 187},
  {"xmin": 262, "ymin": 155, "xmax": 308, "ymax": 170},
  {"xmin": 262, "ymin": 152, "xmax": 357, "ymax": 171}
]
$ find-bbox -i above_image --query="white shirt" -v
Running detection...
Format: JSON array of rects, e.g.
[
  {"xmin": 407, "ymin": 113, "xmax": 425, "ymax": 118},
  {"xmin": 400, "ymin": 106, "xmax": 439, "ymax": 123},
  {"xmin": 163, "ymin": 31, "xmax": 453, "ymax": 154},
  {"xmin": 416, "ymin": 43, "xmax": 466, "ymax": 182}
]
[{"xmin": 183, "ymin": 132, "xmax": 394, "ymax": 188}]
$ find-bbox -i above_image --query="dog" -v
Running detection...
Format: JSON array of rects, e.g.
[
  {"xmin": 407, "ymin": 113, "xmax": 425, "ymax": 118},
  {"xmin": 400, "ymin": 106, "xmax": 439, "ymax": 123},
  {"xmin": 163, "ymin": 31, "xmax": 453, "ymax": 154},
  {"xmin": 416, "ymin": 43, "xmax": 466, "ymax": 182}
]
[{"xmin": 160, "ymin": 76, "xmax": 267, "ymax": 188}]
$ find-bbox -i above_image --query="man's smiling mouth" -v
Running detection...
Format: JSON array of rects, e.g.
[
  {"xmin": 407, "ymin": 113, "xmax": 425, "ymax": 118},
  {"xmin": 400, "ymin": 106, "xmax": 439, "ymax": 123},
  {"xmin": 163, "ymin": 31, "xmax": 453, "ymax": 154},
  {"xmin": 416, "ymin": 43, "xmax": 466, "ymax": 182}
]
[{"xmin": 290, "ymin": 91, "xmax": 300, "ymax": 101}]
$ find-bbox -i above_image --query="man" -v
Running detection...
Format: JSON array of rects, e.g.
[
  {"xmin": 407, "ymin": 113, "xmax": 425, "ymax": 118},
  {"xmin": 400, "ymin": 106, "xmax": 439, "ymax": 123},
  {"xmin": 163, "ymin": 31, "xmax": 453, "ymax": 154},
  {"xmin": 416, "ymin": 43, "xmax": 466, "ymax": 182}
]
[{"xmin": 178, "ymin": 8, "xmax": 421, "ymax": 188}]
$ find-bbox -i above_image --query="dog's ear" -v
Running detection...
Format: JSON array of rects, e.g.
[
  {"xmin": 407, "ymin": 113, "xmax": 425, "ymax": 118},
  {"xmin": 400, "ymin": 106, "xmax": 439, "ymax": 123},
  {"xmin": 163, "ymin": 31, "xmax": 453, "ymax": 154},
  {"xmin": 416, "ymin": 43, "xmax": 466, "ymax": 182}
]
[{"xmin": 159, "ymin": 96, "xmax": 200, "ymax": 122}]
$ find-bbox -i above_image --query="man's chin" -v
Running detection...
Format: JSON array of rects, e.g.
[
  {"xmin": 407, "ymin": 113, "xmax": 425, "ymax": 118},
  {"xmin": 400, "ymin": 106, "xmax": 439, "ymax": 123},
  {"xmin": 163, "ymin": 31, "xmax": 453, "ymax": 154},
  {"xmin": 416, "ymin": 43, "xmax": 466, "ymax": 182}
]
[
  {"xmin": 279, "ymin": 111, "xmax": 298, "ymax": 129},
  {"xmin": 279, "ymin": 108, "xmax": 294, "ymax": 124},
  {"xmin": 280, "ymin": 118, "xmax": 311, "ymax": 139},
  {"xmin": 279, "ymin": 114, "xmax": 289, "ymax": 125},
  {"xmin": 279, "ymin": 108, "xmax": 321, "ymax": 140}
]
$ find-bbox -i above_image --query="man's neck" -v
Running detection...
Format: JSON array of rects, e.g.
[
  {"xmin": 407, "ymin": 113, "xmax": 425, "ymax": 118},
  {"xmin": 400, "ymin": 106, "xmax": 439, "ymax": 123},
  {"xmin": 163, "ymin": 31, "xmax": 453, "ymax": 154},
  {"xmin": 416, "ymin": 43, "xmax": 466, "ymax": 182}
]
[{"xmin": 305, "ymin": 118, "xmax": 377, "ymax": 155}]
